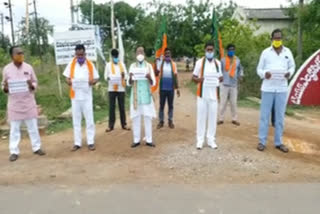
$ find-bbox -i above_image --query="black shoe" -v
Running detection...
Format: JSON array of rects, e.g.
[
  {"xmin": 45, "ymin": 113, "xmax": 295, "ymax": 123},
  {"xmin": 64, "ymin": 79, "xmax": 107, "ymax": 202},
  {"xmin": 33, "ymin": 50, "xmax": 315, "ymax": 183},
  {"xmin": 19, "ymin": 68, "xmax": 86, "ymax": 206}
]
[
  {"xmin": 275, "ymin": 144, "xmax": 289, "ymax": 153},
  {"xmin": 168, "ymin": 121, "xmax": 175, "ymax": 129},
  {"xmin": 122, "ymin": 126, "xmax": 131, "ymax": 131},
  {"xmin": 34, "ymin": 149, "xmax": 46, "ymax": 156},
  {"xmin": 257, "ymin": 143, "xmax": 265, "ymax": 152},
  {"xmin": 157, "ymin": 122, "xmax": 164, "ymax": 129},
  {"xmin": 197, "ymin": 147, "xmax": 202, "ymax": 150},
  {"xmin": 9, "ymin": 154, "xmax": 18, "ymax": 162},
  {"xmin": 71, "ymin": 145, "xmax": 81, "ymax": 152},
  {"xmin": 131, "ymin": 142, "xmax": 141, "ymax": 148},
  {"xmin": 146, "ymin": 142, "xmax": 156, "ymax": 147},
  {"xmin": 105, "ymin": 128, "xmax": 114, "ymax": 132},
  {"xmin": 217, "ymin": 121, "xmax": 224, "ymax": 125},
  {"xmin": 88, "ymin": 144, "xmax": 96, "ymax": 151}
]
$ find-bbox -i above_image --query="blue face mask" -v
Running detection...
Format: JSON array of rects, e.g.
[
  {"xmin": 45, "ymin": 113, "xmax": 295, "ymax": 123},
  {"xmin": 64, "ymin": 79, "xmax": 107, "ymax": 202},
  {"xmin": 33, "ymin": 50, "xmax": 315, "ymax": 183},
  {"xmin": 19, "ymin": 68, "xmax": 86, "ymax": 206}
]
[
  {"xmin": 77, "ymin": 57, "xmax": 86, "ymax": 65},
  {"xmin": 113, "ymin": 57, "xmax": 119, "ymax": 64},
  {"xmin": 227, "ymin": 50, "xmax": 235, "ymax": 57},
  {"xmin": 205, "ymin": 52, "xmax": 214, "ymax": 60}
]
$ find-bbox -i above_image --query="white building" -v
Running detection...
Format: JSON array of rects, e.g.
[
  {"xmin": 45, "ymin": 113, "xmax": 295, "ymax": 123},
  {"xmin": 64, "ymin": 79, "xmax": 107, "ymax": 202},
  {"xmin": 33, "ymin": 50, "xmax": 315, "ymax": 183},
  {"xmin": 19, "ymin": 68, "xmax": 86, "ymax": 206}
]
[{"xmin": 232, "ymin": 7, "xmax": 294, "ymax": 35}]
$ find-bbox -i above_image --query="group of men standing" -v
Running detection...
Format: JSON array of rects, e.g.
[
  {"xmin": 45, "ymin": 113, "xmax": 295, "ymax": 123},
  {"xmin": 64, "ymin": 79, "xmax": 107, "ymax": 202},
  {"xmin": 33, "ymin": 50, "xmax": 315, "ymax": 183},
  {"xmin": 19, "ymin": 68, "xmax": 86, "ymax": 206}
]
[{"xmin": 1, "ymin": 28, "xmax": 295, "ymax": 161}]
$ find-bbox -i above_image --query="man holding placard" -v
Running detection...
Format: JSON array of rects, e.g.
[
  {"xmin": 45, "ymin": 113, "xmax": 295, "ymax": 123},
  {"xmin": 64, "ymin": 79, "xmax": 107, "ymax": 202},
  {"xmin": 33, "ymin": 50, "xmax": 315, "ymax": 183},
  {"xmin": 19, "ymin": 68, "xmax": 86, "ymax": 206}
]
[
  {"xmin": 63, "ymin": 44, "xmax": 99, "ymax": 152},
  {"xmin": 104, "ymin": 49, "xmax": 130, "ymax": 132},
  {"xmin": 218, "ymin": 44, "xmax": 243, "ymax": 126},
  {"xmin": 257, "ymin": 29, "xmax": 295, "ymax": 153},
  {"xmin": 128, "ymin": 46, "xmax": 156, "ymax": 148},
  {"xmin": 192, "ymin": 41, "xmax": 223, "ymax": 150},
  {"xmin": 1, "ymin": 46, "xmax": 45, "ymax": 162}
]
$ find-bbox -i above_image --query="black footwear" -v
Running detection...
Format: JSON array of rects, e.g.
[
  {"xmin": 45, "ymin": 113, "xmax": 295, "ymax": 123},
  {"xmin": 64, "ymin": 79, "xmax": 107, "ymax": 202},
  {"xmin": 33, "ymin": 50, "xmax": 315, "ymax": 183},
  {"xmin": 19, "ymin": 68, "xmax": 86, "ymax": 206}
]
[
  {"xmin": 146, "ymin": 142, "xmax": 156, "ymax": 147},
  {"xmin": 257, "ymin": 143, "xmax": 266, "ymax": 152},
  {"xmin": 275, "ymin": 144, "xmax": 289, "ymax": 153},
  {"xmin": 157, "ymin": 122, "xmax": 164, "ymax": 129},
  {"xmin": 71, "ymin": 145, "xmax": 81, "ymax": 152},
  {"xmin": 197, "ymin": 147, "xmax": 202, "ymax": 150},
  {"xmin": 34, "ymin": 149, "xmax": 46, "ymax": 156},
  {"xmin": 122, "ymin": 126, "xmax": 131, "ymax": 131},
  {"xmin": 88, "ymin": 144, "xmax": 96, "ymax": 151},
  {"xmin": 9, "ymin": 154, "xmax": 18, "ymax": 162},
  {"xmin": 168, "ymin": 121, "xmax": 175, "ymax": 129},
  {"xmin": 131, "ymin": 142, "xmax": 140, "ymax": 148},
  {"xmin": 217, "ymin": 121, "xmax": 224, "ymax": 125},
  {"xmin": 105, "ymin": 128, "xmax": 114, "ymax": 132},
  {"xmin": 232, "ymin": 120, "xmax": 240, "ymax": 126}
]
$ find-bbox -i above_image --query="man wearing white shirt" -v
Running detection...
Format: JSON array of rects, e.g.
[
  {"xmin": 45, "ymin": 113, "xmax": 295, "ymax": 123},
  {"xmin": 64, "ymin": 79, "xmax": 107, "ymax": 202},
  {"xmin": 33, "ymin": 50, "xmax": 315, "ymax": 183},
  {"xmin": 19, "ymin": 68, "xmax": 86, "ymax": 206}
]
[
  {"xmin": 128, "ymin": 46, "xmax": 156, "ymax": 148},
  {"xmin": 256, "ymin": 29, "xmax": 295, "ymax": 153},
  {"xmin": 63, "ymin": 44, "xmax": 99, "ymax": 152},
  {"xmin": 104, "ymin": 49, "xmax": 130, "ymax": 132},
  {"xmin": 192, "ymin": 41, "xmax": 223, "ymax": 150}
]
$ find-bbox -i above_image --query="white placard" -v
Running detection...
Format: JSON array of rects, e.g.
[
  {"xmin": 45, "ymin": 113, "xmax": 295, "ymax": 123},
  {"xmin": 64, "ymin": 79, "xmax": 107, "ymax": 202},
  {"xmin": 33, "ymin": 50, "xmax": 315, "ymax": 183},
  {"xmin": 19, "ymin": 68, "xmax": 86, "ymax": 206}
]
[
  {"xmin": 131, "ymin": 68, "xmax": 147, "ymax": 80},
  {"xmin": 8, "ymin": 80, "xmax": 29, "ymax": 94},
  {"xmin": 270, "ymin": 70, "xmax": 287, "ymax": 80},
  {"xmin": 54, "ymin": 30, "xmax": 97, "ymax": 65},
  {"xmin": 204, "ymin": 73, "xmax": 220, "ymax": 87},
  {"xmin": 109, "ymin": 76, "xmax": 122, "ymax": 86},
  {"xmin": 72, "ymin": 79, "xmax": 89, "ymax": 89}
]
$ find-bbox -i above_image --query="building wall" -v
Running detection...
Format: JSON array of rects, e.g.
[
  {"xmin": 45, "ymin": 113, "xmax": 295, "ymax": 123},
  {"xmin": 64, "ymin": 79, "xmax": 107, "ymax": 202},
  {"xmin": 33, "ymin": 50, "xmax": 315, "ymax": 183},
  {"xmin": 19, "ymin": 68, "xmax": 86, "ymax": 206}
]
[{"xmin": 254, "ymin": 20, "xmax": 293, "ymax": 35}]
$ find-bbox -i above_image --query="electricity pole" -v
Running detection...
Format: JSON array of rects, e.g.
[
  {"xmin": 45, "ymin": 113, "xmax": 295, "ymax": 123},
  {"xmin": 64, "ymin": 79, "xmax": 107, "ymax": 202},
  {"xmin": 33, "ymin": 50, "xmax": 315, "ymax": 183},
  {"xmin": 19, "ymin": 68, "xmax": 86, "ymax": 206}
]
[
  {"xmin": 33, "ymin": 0, "xmax": 42, "ymax": 60},
  {"xmin": 4, "ymin": 0, "xmax": 14, "ymax": 45}
]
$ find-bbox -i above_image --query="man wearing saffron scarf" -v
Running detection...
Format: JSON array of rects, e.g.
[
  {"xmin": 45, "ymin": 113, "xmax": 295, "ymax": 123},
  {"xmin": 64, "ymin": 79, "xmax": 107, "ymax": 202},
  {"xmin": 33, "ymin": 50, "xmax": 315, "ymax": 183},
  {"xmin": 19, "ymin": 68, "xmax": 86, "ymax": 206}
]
[
  {"xmin": 218, "ymin": 44, "xmax": 243, "ymax": 126},
  {"xmin": 257, "ymin": 29, "xmax": 295, "ymax": 153},
  {"xmin": 192, "ymin": 41, "xmax": 223, "ymax": 150},
  {"xmin": 2, "ymin": 46, "xmax": 45, "ymax": 162},
  {"xmin": 63, "ymin": 44, "xmax": 99, "ymax": 152},
  {"xmin": 128, "ymin": 46, "xmax": 156, "ymax": 148},
  {"xmin": 104, "ymin": 49, "xmax": 130, "ymax": 132},
  {"xmin": 156, "ymin": 48, "xmax": 180, "ymax": 129}
]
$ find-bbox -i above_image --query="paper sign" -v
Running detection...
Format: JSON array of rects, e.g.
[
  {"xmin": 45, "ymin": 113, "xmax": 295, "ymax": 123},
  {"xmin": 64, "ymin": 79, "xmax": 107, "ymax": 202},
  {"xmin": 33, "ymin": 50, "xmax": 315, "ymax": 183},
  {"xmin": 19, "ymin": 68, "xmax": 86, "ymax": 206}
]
[
  {"xmin": 72, "ymin": 79, "xmax": 89, "ymax": 89},
  {"xmin": 109, "ymin": 76, "xmax": 122, "ymax": 85},
  {"xmin": 131, "ymin": 68, "xmax": 147, "ymax": 80},
  {"xmin": 8, "ymin": 80, "xmax": 29, "ymax": 94},
  {"xmin": 204, "ymin": 73, "xmax": 220, "ymax": 87},
  {"xmin": 270, "ymin": 70, "xmax": 287, "ymax": 80}
]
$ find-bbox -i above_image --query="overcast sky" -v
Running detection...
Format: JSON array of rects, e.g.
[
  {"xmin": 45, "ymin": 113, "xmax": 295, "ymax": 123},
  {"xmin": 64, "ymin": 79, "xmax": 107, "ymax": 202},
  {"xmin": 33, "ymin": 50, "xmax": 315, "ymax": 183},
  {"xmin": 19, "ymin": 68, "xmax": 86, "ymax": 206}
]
[{"xmin": 1, "ymin": 0, "xmax": 294, "ymax": 39}]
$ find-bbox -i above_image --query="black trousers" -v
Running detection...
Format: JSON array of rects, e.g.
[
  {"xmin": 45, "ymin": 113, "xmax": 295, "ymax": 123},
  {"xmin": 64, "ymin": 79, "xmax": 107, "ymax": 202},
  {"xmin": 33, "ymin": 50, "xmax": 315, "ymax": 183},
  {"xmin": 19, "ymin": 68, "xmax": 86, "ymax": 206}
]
[{"xmin": 108, "ymin": 92, "xmax": 127, "ymax": 129}]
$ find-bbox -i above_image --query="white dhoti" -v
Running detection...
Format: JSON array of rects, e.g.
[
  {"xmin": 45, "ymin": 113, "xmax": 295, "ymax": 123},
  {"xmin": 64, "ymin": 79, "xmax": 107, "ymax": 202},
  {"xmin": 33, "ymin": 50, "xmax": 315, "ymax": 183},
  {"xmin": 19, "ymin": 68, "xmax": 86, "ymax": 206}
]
[
  {"xmin": 9, "ymin": 118, "xmax": 41, "ymax": 155},
  {"xmin": 71, "ymin": 98, "xmax": 95, "ymax": 146},
  {"xmin": 196, "ymin": 97, "xmax": 218, "ymax": 148},
  {"xmin": 130, "ymin": 99, "xmax": 156, "ymax": 144}
]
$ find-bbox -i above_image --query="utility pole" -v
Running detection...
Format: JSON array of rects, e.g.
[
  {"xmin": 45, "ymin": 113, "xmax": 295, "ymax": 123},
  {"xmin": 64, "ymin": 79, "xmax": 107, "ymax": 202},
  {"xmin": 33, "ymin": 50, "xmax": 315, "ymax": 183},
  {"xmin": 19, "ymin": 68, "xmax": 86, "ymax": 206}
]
[
  {"xmin": 33, "ymin": 0, "xmax": 42, "ymax": 60},
  {"xmin": 91, "ymin": 0, "xmax": 94, "ymax": 25},
  {"xmin": 0, "ymin": 13, "xmax": 4, "ymax": 48},
  {"xmin": 26, "ymin": 0, "xmax": 30, "ymax": 35},
  {"xmin": 4, "ymin": 0, "xmax": 15, "ymax": 45},
  {"xmin": 70, "ymin": 0, "xmax": 75, "ymax": 24},
  {"xmin": 111, "ymin": 0, "xmax": 115, "ymax": 48},
  {"xmin": 297, "ymin": 0, "xmax": 304, "ymax": 66}
]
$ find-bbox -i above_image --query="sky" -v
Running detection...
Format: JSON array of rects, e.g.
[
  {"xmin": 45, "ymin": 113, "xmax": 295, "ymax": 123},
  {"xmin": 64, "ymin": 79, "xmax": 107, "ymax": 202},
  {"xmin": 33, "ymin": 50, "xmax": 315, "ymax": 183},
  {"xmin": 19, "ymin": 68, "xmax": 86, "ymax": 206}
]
[{"xmin": 0, "ymin": 0, "xmax": 294, "ymax": 40}]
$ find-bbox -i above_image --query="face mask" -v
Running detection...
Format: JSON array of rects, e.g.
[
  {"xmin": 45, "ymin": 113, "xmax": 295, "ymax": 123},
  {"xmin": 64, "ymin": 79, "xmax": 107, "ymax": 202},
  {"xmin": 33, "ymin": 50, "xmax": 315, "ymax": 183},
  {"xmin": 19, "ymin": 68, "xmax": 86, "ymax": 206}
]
[
  {"xmin": 205, "ymin": 52, "xmax": 214, "ymax": 60},
  {"xmin": 272, "ymin": 40, "xmax": 282, "ymax": 48},
  {"xmin": 13, "ymin": 55, "xmax": 24, "ymax": 63},
  {"xmin": 227, "ymin": 50, "xmax": 235, "ymax": 57},
  {"xmin": 136, "ymin": 54, "xmax": 145, "ymax": 62},
  {"xmin": 164, "ymin": 56, "xmax": 171, "ymax": 62},
  {"xmin": 113, "ymin": 57, "xmax": 119, "ymax": 64},
  {"xmin": 77, "ymin": 57, "xmax": 86, "ymax": 65}
]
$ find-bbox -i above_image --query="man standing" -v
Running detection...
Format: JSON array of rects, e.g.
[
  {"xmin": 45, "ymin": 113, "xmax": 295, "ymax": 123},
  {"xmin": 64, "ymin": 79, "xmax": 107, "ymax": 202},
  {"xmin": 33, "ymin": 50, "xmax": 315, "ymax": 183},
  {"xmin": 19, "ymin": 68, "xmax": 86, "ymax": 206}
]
[
  {"xmin": 104, "ymin": 49, "xmax": 130, "ymax": 132},
  {"xmin": 192, "ymin": 41, "xmax": 222, "ymax": 150},
  {"xmin": 1, "ymin": 46, "xmax": 45, "ymax": 162},
  {"xmin": 128, "ymin": 46, "xmax": 156, "ymax": 148},
  {"xmin": 257, "ymin": 29, "xmax": 295, "ymax": 153},
  {"xmin": 156, "ymin": 48, "xmax": 180, "ymax": 129},
  {"xmin": 63, "ymin": 44, "xmax": 99, "ymax": 152},
  {"xmin": 218, "ymin": 44, "xmax": 243, "ymax": 126}
]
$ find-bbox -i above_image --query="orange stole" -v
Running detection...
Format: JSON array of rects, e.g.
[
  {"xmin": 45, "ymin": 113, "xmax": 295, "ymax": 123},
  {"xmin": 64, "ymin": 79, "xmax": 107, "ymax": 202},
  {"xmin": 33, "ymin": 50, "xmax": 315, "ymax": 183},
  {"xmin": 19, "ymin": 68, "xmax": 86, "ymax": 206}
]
[
  {"xmin": 225, "ymin": 56, "xmax": 236, "ymax": 78},
  {"xmin": 70, "ymin": 58, "xmax": 94, "ymax": 99}
]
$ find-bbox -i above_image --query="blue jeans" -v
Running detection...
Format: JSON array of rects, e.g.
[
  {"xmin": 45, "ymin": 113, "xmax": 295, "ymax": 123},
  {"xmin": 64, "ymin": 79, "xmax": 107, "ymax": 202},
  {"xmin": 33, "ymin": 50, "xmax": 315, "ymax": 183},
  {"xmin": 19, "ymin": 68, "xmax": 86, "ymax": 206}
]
[
  {"xmin": 159, "ymin": 90, "xmax": 174, "ymax": 122},
  {"xmin": 259, "ymin": 92, "xmax": 287, "ymax": 146}
]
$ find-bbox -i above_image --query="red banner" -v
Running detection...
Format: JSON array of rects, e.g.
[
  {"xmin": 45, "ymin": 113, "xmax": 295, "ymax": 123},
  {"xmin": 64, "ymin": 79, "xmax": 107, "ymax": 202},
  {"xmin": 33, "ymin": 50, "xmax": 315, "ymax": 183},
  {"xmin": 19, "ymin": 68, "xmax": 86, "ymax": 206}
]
[{"xmin": 288, "ymin": 50, "xmax": 320, "ymax": 106}]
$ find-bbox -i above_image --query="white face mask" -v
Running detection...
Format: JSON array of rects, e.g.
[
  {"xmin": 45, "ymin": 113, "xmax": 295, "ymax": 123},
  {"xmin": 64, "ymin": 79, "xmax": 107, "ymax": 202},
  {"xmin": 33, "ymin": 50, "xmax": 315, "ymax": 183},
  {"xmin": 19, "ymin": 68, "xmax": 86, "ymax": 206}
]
[{"xmin": 136, "ymin": 54, "xmax": 145, "ymax": 62}]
